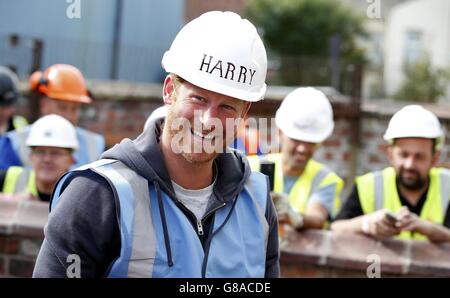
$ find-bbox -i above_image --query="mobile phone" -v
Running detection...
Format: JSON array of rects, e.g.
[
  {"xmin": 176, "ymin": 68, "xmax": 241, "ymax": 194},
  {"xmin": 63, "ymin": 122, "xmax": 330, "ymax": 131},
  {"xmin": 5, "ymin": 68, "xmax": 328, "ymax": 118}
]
[
  {"xmin": 260, "ymin": 160, "xmax": 275, "ymax": 191},
  {"xmin": 385, "ymin": 211, "xmax": 398, "ymax": 224}
]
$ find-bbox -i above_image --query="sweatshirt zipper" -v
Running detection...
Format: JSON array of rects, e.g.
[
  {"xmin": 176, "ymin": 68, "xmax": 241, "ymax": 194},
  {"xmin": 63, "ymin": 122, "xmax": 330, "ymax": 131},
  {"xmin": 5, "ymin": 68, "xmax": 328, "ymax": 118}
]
[
  {"xmin": 197, "ymin": 202, "xmax": 226, "ymax": 236},
  {"xmin": 197, "ymin": 220, "xmax": 204, "ymax": 235},
  {"xmin": 173, "ymin": 197, "xmax": 226, "ymax": 236}
]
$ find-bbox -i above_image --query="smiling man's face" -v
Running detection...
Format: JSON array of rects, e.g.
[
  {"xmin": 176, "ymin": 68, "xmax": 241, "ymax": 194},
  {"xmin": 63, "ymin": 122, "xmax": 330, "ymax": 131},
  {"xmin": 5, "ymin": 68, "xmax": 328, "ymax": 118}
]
[{"xmin": 163, "ymin": 75, "xmax": 250, "ymax": 164}]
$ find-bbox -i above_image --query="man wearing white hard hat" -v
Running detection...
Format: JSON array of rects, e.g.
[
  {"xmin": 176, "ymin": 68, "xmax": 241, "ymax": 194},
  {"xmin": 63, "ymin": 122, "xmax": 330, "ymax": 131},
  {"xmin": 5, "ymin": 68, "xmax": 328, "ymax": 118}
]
[
  {"xmin": 248, "ymin": 87, "xmax": 344, "ymax": 230},
  {"xmin": 332, "ymin": 105, "xmax": 450, "ymax": 242},
  {"xmin": 34, "ymin": 11, "xmax": 279, "ymax": 277},
  {"xmin": 0, "ymin": 114, "xmax": 77, "ymax": 202}
]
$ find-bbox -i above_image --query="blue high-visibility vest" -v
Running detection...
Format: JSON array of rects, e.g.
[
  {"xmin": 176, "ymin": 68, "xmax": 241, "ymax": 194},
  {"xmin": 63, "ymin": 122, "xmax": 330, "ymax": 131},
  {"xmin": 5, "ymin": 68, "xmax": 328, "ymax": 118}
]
[{"xmin": 51, "ymin": 159, "xmax": 269, "ymax": 277}]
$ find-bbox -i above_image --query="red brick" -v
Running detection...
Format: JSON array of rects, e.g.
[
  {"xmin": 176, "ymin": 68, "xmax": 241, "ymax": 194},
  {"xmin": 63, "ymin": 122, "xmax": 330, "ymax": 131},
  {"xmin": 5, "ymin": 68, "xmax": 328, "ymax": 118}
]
[
  {"xmin": 323, "ymin": 140, "xmax": 341, "ymax": 147},
  {"xmin": 342, "ymin": 151, "xmax": 352, "ymax": 161},
  {"xmin": 378, "ymin": 144, "xmax": 389, "ymax": 153},
  {"xmin": 334, "ymin": 128, "xmax": 351, "ymax": 137},
  {"xmin": 324, "ymin": 152, "xmax": 334, "ymax": 160},
  {"xmin": 362, "ymin": 131, "xmax": 375, "ymax": 139},
  {"xmin": 0, "ymin": 256, "xmax": 5, "ymax": 276},
  {"xmin": 9, "ymin": 257, "xmax": 35, "ymax": 278},
  {"xmin": 281, "ymin": 263, "xmax": 328, "ymax": 277},
  {"xmin": 369, "ymin": 155, "xmax": 382, "ymax": 163},
  {"xmin": 0, "ymin": 236, "xmax": 20, "ymax": 254}
]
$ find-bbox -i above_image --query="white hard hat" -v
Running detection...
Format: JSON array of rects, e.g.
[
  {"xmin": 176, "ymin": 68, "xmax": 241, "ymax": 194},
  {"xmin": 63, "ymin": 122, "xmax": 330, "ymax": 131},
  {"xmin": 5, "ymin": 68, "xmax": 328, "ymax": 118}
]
[
  {"xmin": 384, "ymin": 105, "xmax": 444, "ymax": 148},
  {"xmin": 275, "ymin": 87, "xmax": 334, "ymax": 143},
  {"xmin": 26, "ymin": 114, "xmax": 79, "ymax": 150},
  {"xmin": 161, "ymin": 11, "xmax": 267, "ymax": 102},
  {"xmin": 144, "ymin": 105, "xmax": 167, "ymax": 131}
]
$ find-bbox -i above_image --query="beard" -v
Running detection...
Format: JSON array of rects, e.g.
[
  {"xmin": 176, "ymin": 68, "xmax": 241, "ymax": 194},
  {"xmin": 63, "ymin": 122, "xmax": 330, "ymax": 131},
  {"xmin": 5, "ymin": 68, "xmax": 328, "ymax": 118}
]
[
  {"xmin": 397, "ymin": 167, "xmax": 426, "ymax": 190},
  {"xmin": 165, "ymin": 109, "xmax": 221, "ymax": 165}
]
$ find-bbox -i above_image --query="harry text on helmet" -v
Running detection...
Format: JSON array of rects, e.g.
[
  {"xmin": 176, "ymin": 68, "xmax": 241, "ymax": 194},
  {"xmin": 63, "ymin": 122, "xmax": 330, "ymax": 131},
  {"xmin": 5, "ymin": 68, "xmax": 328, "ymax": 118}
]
[{"xmin": 199, "ymin": 54, "xmax": 257, "ymax": 86}]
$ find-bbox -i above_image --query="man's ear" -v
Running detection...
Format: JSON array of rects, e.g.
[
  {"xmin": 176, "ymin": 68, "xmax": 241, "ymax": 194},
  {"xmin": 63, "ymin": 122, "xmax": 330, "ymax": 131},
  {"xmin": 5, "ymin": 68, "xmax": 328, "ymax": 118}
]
[{"xmin": 163, "ymin": 75, "xmax": 176, "ymax": 105}]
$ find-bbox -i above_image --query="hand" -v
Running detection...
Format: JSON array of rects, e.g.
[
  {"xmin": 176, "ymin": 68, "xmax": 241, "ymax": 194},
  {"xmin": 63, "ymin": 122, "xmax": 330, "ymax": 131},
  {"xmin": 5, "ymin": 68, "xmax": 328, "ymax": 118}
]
[
  {"xmin": 395, "ymin": 206, "xmax": 432, "ymax": 236},
  {"xmin": 270, "ymin": 192, "xmax": 304, "ymax": 229},
  {"xmin": 361, "ymin": 209, "xmax": 401, "ymax": 239}
]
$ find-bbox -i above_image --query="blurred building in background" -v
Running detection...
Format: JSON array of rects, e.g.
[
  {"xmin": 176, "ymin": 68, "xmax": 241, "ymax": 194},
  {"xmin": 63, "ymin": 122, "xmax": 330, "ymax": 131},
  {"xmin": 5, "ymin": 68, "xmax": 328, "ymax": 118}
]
[
  {"xmin": 184, "ymin": 0, "xmax": 246, "ymax": 22},
  {"xmin": 384, "ymin": 0, "xmax": 450, "ymax": 101},
  {"xmin": 0, "ymin": 0, "xmax": 184, "ymax": 82},
  {"xmin": 340, "ymin": 0, "xmax": 410, "ymax": 99}
]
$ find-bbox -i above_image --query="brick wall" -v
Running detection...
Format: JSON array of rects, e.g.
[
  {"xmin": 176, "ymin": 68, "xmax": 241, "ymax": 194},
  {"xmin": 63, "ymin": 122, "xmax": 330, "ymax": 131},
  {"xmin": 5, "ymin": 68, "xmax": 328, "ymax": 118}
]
[
  {"xmin": 0, "ymin": 200, "xmax": 47, "ymax": 278},
  {"xmin": 280, "ymin": 227, "xmax": 450, "ymax": 277},
  {"xmin": 2, "ymin": 198, "xmax": 450, "ymax": 278}
]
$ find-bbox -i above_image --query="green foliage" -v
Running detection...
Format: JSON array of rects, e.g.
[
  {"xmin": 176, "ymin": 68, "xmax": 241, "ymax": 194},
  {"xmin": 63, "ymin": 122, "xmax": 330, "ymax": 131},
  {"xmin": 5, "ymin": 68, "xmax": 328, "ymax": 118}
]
[
  {"xmin": 245, "ymin": 0, "xmax": 367, "ymax": 86},
  {"xmin": 246, "ymin": 0, "xmax": 366, "ymax": 57},
  {"xmin": 394, "ymin": 58, "xmax": 450, "ymax": 103}
]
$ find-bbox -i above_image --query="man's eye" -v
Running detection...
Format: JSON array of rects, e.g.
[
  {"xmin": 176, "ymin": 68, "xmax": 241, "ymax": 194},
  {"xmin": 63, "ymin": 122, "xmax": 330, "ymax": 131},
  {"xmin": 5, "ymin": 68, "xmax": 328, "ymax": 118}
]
[
  {"xmin": 222, "ymin": 105, "xmax": 237, "ymax": 112},
  {"xmin": 191, "ymin": 96, "xmax": 205, "ymax": 102}
]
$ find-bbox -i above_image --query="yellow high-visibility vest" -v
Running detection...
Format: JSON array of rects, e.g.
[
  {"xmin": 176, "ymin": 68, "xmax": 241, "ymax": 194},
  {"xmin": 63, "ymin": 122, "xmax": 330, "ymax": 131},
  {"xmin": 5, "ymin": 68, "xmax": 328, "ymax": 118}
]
[
  {"xmin": 12, "ymin": 115, "xmax": 28, "ymax": 131},
  {"xmin": 356, "ymin": 167, "xmax": 450, "ymax": 240},
  {"xmin": 2, "ymin": 166, "xmax": 38, "ymax": 197},
  {"xmin": 247, "ymin": 153, "xmax": 343, "ymax": 220}
]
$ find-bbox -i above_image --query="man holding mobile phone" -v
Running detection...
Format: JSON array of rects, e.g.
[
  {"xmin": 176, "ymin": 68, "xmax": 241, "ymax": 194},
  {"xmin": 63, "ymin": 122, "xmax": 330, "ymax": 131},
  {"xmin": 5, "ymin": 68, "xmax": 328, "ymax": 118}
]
[
  {"xmin": 332, "ymin": 105, "xmax": 450, "ymax": 242},
  {"xmin": 248, "ymin": 87, "xmax": 344, "ymax": 230}
]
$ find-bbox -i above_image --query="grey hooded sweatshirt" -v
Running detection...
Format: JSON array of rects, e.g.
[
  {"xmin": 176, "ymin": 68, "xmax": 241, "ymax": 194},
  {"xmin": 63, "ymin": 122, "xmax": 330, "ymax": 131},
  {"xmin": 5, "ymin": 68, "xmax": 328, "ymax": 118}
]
[{"xmin": 33, "ymin": 118, "xmax": 280, "ymax": 278}]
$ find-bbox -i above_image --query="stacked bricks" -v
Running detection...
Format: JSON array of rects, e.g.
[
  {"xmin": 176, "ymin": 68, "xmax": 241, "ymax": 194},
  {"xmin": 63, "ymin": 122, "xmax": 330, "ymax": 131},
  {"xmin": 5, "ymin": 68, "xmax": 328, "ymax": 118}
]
[{"xmin": 0, "ymin": 200, "xmax": 47, "ymax": 277}]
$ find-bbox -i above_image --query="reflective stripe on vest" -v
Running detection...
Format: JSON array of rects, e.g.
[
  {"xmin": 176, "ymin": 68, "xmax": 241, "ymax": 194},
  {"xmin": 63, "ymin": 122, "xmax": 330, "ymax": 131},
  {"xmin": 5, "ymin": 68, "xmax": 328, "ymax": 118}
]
[
  {"xmin": 7, "ymin": 125, "xmax": 105, "ymax": 168},
  {"xmin": 51, "ymin": 159, "xmax": 269, "ymax": 277},
  {"xmin": 356, "ymin": 167, "xmax": 450, "ymax": 240},
  {"xmin": 75, "ymin": 127, "xmax": 105, "ymax": 167},
  {"xmin": 247, "ymin": 153, "xmax": 343, "ymax": 217},
  {"xmin": 7, "ymin": 127, "xmax": 29, "ymax": 167},
  {"xmin": 2, "ymin": 166, "xmax": 37, "ymax": 196}
]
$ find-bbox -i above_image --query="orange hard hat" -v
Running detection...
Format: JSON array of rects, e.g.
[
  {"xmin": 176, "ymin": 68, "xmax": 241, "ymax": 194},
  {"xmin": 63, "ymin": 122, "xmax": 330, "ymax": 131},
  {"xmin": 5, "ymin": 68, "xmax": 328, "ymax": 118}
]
[{"xmin": 29, "ymin": 64, "xmax": 91, "ymax": 104}]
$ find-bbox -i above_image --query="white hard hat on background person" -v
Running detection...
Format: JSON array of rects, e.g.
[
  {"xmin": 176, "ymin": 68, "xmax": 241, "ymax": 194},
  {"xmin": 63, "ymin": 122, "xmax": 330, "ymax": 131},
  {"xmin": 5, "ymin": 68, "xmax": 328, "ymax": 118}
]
[
  {"xmin": 275, "ymin": 87, "xmax": 334, "ymax": 143},
  {"xmin": 26, "ymin": 114, "xmax": 79, "ymax": 150},
  {"xmin": 144, "ymin": 105, "xmax": 167, "ymax": 131},
  {"xmin": 162, "ymin": 11, "xmax": 267, "ymax": 102},
  {"xmin": 383, "ymin": 105, "xmax": 444, "ymax": 149}
]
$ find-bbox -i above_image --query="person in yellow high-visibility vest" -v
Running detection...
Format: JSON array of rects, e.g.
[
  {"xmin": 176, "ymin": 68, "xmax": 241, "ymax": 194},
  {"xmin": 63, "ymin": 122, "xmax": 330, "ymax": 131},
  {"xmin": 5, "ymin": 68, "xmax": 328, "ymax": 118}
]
[
  {"xmin": 0, "ymin": 114, "xmax": 77, "ymax": 202},
  {"xmin": 248, "ymin": 87, "xmax": 344, "ymax": 230},
  {"xmin": 332, "ymin": 105, "xmax": 450, "ymax": 242}
]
